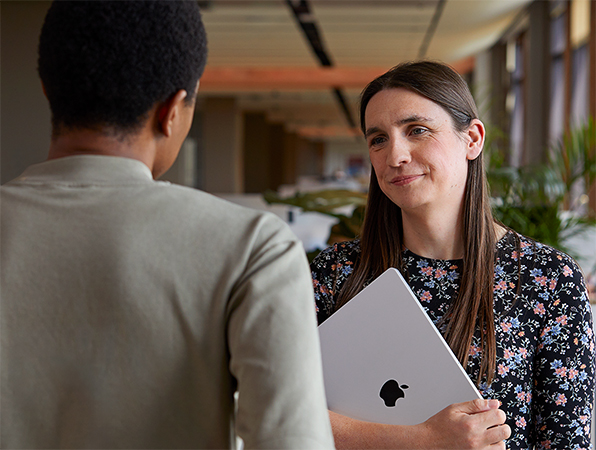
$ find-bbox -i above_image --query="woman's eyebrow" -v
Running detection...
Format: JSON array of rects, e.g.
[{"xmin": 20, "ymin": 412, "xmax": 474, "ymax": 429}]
[
  {"xmin": 397, "ymin": 114, "xmax": 434, "ymax": 125},
  {"xmin": 364, "ymin": 126, "xmax": 382, "ymax": 138}
]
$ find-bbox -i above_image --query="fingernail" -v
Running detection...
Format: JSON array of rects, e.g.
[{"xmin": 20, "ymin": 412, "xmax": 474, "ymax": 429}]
[{"xmin": 487, "ymin": 399, "xmax": 500, "ymax": 408}]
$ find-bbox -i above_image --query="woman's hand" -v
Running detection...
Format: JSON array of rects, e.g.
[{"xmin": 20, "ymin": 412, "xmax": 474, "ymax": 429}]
[
  {"xmin": 329, "ymin": 398, "xmax": 510, "ymax": 449},
  {"xmin": 417, "ymin": 398, "xmax": 511, "ymax": 449}
]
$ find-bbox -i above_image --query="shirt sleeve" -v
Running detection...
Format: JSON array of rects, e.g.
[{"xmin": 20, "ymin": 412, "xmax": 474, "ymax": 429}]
[
  {"xmin": 226, "ymin": 216, "xmax": 335, "ymax": 449},
  {"xmin": 532, "ymin": 257, "xmax": 595, "ymax": 449},
  {"xmin": 310, "ymin": 244, "xmax": 341, "ymax": 325}
]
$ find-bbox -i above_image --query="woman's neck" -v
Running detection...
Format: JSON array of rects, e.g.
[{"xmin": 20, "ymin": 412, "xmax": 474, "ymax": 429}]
[
  {"xmin": 400, "ymin": 209, "xmax": 508, "ymax": 260},
  {"xmin": 400, "ymin": 207, "xmax": 464, "ymax": 260}
]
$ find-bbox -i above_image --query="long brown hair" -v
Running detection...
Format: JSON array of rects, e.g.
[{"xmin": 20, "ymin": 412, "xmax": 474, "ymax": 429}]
[{"xmin": 335, "ymin": 61, "xmax": 497, "ymax": 385}]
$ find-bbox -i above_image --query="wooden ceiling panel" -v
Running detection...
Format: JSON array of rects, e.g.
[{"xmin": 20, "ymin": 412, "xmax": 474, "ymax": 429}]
[
  {"xmin": 427, "ymin": 0, "xmax": 531, "ymax": 62},
  {"xmin": 312, "ymin": 2, "xmax": 436, "ymax": 65},
  {"xmin": 201, "ymin": 0, "xmax": 315, "ymax": 67},
  {"xmin": 197, "ymin": 0, "xmax": 533, "ymax": 142}
]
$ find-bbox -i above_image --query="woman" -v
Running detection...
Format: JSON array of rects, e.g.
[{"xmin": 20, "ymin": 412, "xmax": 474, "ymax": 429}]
[{"xmin": 311, "ymin": 61, "xmax": 595, "ymax": 449}]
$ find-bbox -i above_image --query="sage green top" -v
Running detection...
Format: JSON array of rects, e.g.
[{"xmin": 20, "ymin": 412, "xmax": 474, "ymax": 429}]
[{"xmin": 1, "ymin": 155, "xmax": 334, "ymax": 449}]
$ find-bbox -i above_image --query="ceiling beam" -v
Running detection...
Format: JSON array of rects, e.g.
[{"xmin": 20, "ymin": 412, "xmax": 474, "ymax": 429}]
[
  {"xmin": 199, "ymin": 57, "xmax": 475, "ymax": 91},
  {"xmin": 418, "ymin": 0, "xmax": 446, "ymax": 58},
  {"xmin": 286, "ymin": 0, "xmax": 357, "ymax": 129}
]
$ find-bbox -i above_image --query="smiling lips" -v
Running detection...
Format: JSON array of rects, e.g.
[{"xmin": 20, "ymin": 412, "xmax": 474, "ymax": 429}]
[{"xmin": 390, "ymin": 174, "xmax": 423, "ymax": 186}]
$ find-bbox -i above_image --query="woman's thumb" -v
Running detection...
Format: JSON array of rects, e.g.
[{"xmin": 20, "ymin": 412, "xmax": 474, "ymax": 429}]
[{"xmin": 459, "ymin": 398, "xmax": 500, "ymax": 414}]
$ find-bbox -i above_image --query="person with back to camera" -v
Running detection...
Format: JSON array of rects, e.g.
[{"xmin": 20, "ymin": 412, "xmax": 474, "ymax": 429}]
[
  {"xmin": 0, "ymin": 2, "xmax": 335, "ymax": 449},
  {"xmin": 311, "ymin": 61, "xmax": 595, "ymax": 449}
]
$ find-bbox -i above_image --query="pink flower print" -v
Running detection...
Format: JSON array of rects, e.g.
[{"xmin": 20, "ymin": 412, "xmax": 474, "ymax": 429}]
[
  {"xmin": 495, "ymin": 280, "xmax": 507, "ymax": 291},
  {"xmin": 504, "ymin": 348, "xmax": 515, "ymax": 359},
  {"xmin": 555, "ymin": 367, "xmax": 567, "ymax": 377},
  {"xmin": 535, "ymin": 276, "xmax": 547, "ymax": 286},
  {"xmin": 563, "ymin": 265, "xmax": 573, "ymax": 277},
  {"xmin": 549, "ymin": 279, "xmax": 557, "ymax": 290},
  {"xmin": 498, "ymin": 364, "xmax": 509, "ymax": 376},
  {"xmin": 521, "ymin": 241, "xmax": 530, "ymax": 248},
  {"xmin": 568, "ymin": 368, "xmax": 579, "ymax": 379},
  {"xmin": 420, "ymin": 291, "xmax": 432, "ymax": 303},
  {"xmin": 421, "ymin": 266, "xmax": 433, "ymax": 276},
  {"xmin": 526, "ymin": 392, "xmax": 532, "ymax": 402},
  {"xmin": 511, "ymin": 251, "xmax": 518, "ymax": 260},
  {"xmin": 580, "ymin": 415, "xmax": 589, "ymax": 424},
  {"xmin": 540, "ymin": 440, "xmax": 552, "ymax": 449},
  {"xmin": 519, "ymin": 347, "xmax": 528, "ymax": 358},
  {"xmin": 435, "ymin": 269, "xmax": 447, "ymax": 279},
  {"xmin": 540, "ymin": 326, "xmax": 551, "ymax": 338},
  {"xmin": 555, "ymin": 393, "xmax": 567, "ymax": 406},
  {"xmin": 501, "ymin": 321, "xmax": 512, "ymax": 333},
  {"xmin": 468, "ymin": 344, "xmax": 480, "ymax": 357},
  {"xmin": 555, "ymin": 315, "xmax": 568, "ymax": 325},
  {"xmin": 515, "ymin": 417, "xmax": 527, "ymax": 428},
  {"xmin": 516, "ymin": 391, "xmax": 525, "ymax": 401},
  {"xmin": 534, "ymin": 303, "xmax": 546, "ymax": 316}
]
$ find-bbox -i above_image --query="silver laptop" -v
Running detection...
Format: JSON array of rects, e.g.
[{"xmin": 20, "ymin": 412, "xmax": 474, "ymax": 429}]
[{"xmin": 318, "ymin": 268, "xmax": 482, "ymax": 426}]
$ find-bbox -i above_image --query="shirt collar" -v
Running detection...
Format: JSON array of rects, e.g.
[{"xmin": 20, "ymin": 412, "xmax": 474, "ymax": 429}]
[{"xmin": 12, "ymin": 155, "xmax": 154, "ymax": 186}]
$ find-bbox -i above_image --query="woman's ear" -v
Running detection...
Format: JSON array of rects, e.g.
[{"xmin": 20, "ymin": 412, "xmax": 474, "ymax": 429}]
[
  {"xmin": 157, "ymin": 89, "xmax": 188, "ymax": 137},
  {"xmin": 465, "ymin": 118, "xmax": 485, "ymax": 160}
]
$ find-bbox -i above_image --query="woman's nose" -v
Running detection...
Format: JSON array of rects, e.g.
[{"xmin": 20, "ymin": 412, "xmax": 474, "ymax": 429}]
[{"xmin": 386, "ymin": 139, "xmax": 411, "ymax": 167}]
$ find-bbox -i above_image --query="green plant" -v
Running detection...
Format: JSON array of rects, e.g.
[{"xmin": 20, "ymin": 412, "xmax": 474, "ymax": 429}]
[
  {"xmin": 549, "ymin": 117, "xmax": 596, "ymax": 211},
  {"xmin": 487, "ymin": 118, "xmax": 596, "ymax": 257}
]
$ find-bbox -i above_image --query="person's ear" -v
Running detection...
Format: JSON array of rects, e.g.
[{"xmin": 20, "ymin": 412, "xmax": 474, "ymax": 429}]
[
  {"xmin": 157, "ymin": 89, "xmax": 188, "ymax": 137},
  {"xmin": 465, "ymin": 118, "xmax": 485, "ymax": 160}
]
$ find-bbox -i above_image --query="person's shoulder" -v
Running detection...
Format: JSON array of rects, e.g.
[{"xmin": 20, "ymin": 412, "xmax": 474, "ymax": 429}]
[
  {"xmin": 512, "ymin": 232, "xmax": 581, "ymax": 272},
  {"xmin": 502, "ymin": 231, "xmax": 587, "ymax": 295},
  {"xmin": 315, "ymin": 239, "xmax": 361, "ymax": 259},
  {"xmin": 311, "ymin": 239, "xmax": 360, "ymax": 267},
  {"xmin": 150, "ymin": 183, "xmax": 295, "ymax": 241}
]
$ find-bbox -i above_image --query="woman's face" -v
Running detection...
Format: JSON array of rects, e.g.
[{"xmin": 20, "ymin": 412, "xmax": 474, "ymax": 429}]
[{"xmin": 364, "ymin": 87, "xmax": 483, "ymax": 217}]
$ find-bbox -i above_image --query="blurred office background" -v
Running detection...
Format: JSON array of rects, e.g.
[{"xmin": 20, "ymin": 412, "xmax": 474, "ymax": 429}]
[
  {"xmin": 2, "ymin": 1, "xmax": 596, "ymax": 443},
  {"xmin": 2, "ymin": 0, "xmax": 595, "ymax": 276}
]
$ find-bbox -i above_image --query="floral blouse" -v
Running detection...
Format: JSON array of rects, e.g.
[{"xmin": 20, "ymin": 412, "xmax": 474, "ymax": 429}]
[{"xmin": 311, "ymin": 231, "xmax": 595, "ymax": 450}]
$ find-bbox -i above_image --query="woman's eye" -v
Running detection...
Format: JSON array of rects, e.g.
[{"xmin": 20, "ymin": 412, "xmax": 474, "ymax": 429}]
[
  {"xmin": 369, "ymin": 136, "xmax": 385, "ymax": 146},
  {"xmin": 410, "ymin": 127, "xmax": 427, "ymax": 136}
]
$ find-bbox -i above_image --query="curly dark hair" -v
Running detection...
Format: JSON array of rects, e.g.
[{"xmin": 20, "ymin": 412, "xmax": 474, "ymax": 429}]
[{"xmin": 38, "ymin": 0, "xmax": 208, "ymax": 134}]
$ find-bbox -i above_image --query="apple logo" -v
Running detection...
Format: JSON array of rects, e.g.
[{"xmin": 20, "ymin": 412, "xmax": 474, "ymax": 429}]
[{"xmin": 379, "ymin": 379, "xmax": 409, "ymax": 407}]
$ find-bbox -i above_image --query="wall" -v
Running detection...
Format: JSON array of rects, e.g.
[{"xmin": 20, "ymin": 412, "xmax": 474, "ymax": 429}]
[{"xmin": 1, "ymin": 1, "xmax": 52, "ymax": 184}]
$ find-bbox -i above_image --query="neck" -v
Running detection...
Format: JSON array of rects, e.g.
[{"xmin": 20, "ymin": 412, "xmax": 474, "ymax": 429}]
[
  {"xmin": 47, "ymin": 125, "xmax": 158, "ymax": 176},
  {"xmin": 401, "ymin": 206, "xmax": 464, "ymax": 260}
]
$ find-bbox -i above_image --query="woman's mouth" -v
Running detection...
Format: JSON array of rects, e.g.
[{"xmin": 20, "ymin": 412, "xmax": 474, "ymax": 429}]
[{"xmin": 391, "ymin": 174, "xmax": 423, "ymax": 186}]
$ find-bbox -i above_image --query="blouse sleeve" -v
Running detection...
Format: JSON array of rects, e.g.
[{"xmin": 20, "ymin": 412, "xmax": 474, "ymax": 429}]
[
  {"xmin": 310, "ymin": 241, "xmax": 359, "ymax": 325},
  {"xmin": 532, "ymin": 257, "xmax": 595, "ymax": 449},
  {"xmin": 311, "ymin": 245, "xmax": 341, "ymax": 325}
]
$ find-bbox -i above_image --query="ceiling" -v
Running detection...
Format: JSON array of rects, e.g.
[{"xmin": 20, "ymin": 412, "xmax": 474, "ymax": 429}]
[{"xmin": 197, "ymin": 0, "xmax": 533, "ymax": 142}]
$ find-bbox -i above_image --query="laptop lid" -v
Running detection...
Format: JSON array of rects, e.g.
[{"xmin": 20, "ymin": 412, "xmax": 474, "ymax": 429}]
[{"xmin": 318, "ymin": 267, "xmax": 482, "ymax": 426}]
